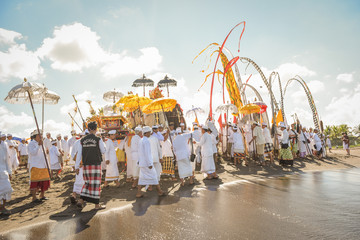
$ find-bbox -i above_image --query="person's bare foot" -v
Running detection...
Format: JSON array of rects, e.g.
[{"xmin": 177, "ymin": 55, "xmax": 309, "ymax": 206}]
[
  {"xmin": 147, "ymin": 186, "xmax": 153, "ymax": 191},
  {"xmin": 95, "ymin": 204, "xmax": 106, "ymax": 210}
]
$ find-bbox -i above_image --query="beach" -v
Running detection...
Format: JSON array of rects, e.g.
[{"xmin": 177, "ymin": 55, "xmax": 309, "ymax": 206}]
[{"xmin": 1, "ymin": 147, "xmax": 360, "ymax": 236}]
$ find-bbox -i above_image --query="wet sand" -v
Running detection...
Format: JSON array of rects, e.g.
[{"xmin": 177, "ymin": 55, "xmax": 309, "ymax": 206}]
[{"xmin": 1, "ymin": 148, "xmax": 360, "ymax": 239}]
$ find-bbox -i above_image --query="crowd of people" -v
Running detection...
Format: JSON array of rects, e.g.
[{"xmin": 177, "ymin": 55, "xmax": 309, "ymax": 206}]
[{"xmin": 0, "ymin": 119, "xmax": 351, "ymax": 215}]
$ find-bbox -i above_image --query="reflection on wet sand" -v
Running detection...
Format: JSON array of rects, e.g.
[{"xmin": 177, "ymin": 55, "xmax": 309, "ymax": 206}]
[{"xmin": 3, "ymin": 168, "xmax": 360, "ymax": 240}]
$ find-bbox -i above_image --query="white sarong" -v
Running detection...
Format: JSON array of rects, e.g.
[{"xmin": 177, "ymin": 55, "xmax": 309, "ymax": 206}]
[
  {"xmin": 73, "ymin": 167, "xmax": 84, "ymax": 194},
  {"xmin": 138, "ymin": 166, "xmax": 158, "ymax": 186},
  {"xmin": 0, "ymin": 171, "xmax": 12, "ymax": 201},
  {"xmin": 177, "ymin": 158, "xmax": 193, "ymax": 179}
]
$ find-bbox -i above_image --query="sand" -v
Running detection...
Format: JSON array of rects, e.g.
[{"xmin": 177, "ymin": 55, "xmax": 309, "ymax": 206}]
[{"xmin": 1, "ymin": 147, "xmax": 359, "ymax": 234}]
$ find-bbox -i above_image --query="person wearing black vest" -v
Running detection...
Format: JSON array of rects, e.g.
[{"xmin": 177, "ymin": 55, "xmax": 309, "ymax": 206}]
[{"xmin": 75, "ymin": 121, "xmax": 106, "ymax": 210}]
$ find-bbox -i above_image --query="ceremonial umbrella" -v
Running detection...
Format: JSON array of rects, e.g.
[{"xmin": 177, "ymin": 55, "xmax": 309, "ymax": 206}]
[
  {"xmin": 132, "ymin": 74, "xmax": 154, "ymax": 96},
  {"xmin": 103, "ymin": 88, "xmax": 124, "ymax": 103},
  {"xmin": 239, "ymin": 104, "xmax": 261, "ymax": 115},
  {"xmin": 5, "ymin": 84, "xmax": 60, "ymax": 133},
  {"xmin": 123, "ymin": 95, "xmax": 152, "ymax": 125},
  {"xmin": 253, "ymin": 101, "xmax": 267, "ymax": 114},
  {"xmin": 215, "ymin": 103, "xmax": 238, "ymax": 121},
  {"xmin": 157, "ymin": 75, "xmax": 177, "ymax": 97},
  {"xmin": 116, "ymin": 94, "xmax": 135, "ymax": 106},
  {"xmin": 4, "ymin": 78, "xmax": 52, "ymax": 177},
  {"xmin": 142, "ymin": 98, "xmax": 177, "ymax": 153},
  {"xmin": 185, "ymin": 106, "xmax": 205, "ymax": 122}
]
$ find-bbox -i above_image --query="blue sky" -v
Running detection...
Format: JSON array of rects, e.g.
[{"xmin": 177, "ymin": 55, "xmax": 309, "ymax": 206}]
[{"xmin": 1, "ymin": 0, "xmax": 359, "ymax": 137}]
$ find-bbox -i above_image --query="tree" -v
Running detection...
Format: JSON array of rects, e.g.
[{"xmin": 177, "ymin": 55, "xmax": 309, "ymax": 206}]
[{"xmin": 352, "ymin": 124, "xmax": 360, "ymax": 137}]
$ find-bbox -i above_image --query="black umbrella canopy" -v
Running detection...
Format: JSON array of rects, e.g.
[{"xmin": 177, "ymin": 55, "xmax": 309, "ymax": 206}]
[
  {"xmin": 157, "ymin": 75, "xmax": 177, "ymax": 87},
  {"xmin": 158, "ymin": 75, "xmax": 177, "ymax": 97},
  {"xmin": 132, "ymin": 74, "xmax": 154, "ymax": 96},
  {"xmin": 132, "ymin": 74, "xmax": 154, "ymax": 87}
]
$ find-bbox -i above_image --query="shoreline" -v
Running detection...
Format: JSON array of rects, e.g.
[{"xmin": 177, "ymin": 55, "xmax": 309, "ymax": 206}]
[{"xmin": 1, "ymin": 148, "xmax": 360, "ymax": 234}]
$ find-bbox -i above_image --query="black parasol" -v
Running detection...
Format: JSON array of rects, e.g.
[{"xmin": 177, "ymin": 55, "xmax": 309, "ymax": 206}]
[
  {"xmin": 157, "ymin": 75, "xmax": 177, "ymax": 97},
  {"xmin": 132, "ymin": 74, "xmax": 154, "ymax": 96}
]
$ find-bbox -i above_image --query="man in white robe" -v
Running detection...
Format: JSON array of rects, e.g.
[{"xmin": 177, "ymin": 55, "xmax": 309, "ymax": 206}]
[
  {"xmin": 173, "ymin": 128, "xmax": 194, "ymax": 186},
  {"xmin": 18, "ymin": 139, "xmax": 28, "ymax": 169},
  {"xmin": 230, "ymin": 126, "xmax": 246, "ymax": 165},
  {"xmin": 67, "ymin": 130, "xmax": 77, "ymax": 167},
  {"xmin": 148, "ymin": 130, "xmax": 162, "ymax": 183},
  {"xmin": 249, "ymin": 122, "xmax": 266, "ymax": 166},
  {"xmin": 326, "ymin": 136, "xmax": 332, "ymax": 153},
  {"xmin": 152, "ymin": 125, "xmax": 164, "ymax": 142},
  {"xmin": 192, "ymin": 125, "xmax": 202, "ymax": 166},
  {"xmin": 43, "ymin": 132, "xmax": 52, "ymax": 158},
  {"xmin": 136, "ymin": 126, "xmax": 166, "ymax": 198},
  {"xmin": 7, "ymin": 141, "xmax": 19, "ymax": 173},
  {"xmin": 62, "ymin": 135, "xmax": 70, "ymax": 165},
  {"xmin": 104, "ymin": 130, "xmax": 120, "ymax": 187},
  {"xmin": 131, "ymin": 126, "xmax": 142, "ymax": 188},
  {"xmin": 313, "ymin": 129, "xmax": 323, "ymax": 160},
  {"xmin": 122, "ymin": 133, "xmax": 133, "ymax": 182},
  {"xmin": 70, "ymin": 132, "xmax": 86, "ymax": 204},
  {"xmin": 49, "ymin": 140, "xmax": 62, "ymax": 178},
  {"xmin": 198, "ymin": 126, "xmax": 218, "ymax": 179},
  {"xmin": 0, "ymin": 134, "xmax": 12, "ymax": 216}
]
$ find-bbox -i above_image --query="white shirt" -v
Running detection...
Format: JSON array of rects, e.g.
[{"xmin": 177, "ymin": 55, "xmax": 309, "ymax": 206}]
[
  {"xmin": 281, "ymin": 129, "xmax": 290, "ymax": 144},
  {"xmin": 138, "ymin": 136, "xmax": 153, "ymax": 168},
  {"xmin": 149, "ymin": 135, "xmax": 162, "ymax": 163},
  {"xmin": 160, "ymin": 139, "xmax": 174, "ymax": 157},
  {"xmin": 253, "ymin": 126, "xmax": 266, "ymax": 145},
  {"xmin": 232, "ymin": 131, "xmax": 245, "ymax": 151},
  {"xmin": 105, "ymin": 139, "xmax": 118, "ymax": 163},
  {"xmin": 131, "ymin": 135, "xmax": 141, "ymax": 154},
  {"xmin": 262, "ymin": 127, "xmax": 272, "ymax": 144},
  {"xmin": 173, "ymin": 133, "xmax": 191, "ymax": 160},
  {"xmin": 18, "ymin": 143, "xmax": 28, "ymax": 155},
  {"xmin": 192, "ymin": 129, "xmax": 201, "ymax": 142},
  {"xmin": 43, "ymin": 138, "xmax": 52, "ymax": 152},
  {"xmin": 28, "ymin": 140, "xmax": 48, "ymax": 169},
  {"xmin": 199, "ymin": 132, "xmax": 214, "ymax": 157},
  {"xmin": 0, "ymin": 141, "xmax": 11, "ymax": 174},
  {"xmin": 49, "ymin": 145, "xmax": 60, "ymax": 165},
  {"xmin": 62, "ymin": 139, "xmax": 69, "ymax": 154},
  {"xmin": 68, "ymin": 136, "xmax": 77, "ymax": 149},
  {"xmin": 227, "ymin": 128, "xmax": 234, "ymax": 142}
]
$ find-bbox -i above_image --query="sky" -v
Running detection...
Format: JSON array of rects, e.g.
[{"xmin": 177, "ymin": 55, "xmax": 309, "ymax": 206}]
[{"xmin": 0, "ymin": 0, "xmax": 360, "ymax": 138}]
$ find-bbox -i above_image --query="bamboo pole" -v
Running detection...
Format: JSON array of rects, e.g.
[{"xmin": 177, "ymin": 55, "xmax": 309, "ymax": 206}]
[{"xmin": 27, "ymin": 90, "xmax": 52, "ymax": 179}]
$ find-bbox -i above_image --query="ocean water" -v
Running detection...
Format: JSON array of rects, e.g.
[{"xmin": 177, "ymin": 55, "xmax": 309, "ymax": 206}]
[{"xmin": 3, "ymin": 168, "xmax": 360, "ymax": 240}]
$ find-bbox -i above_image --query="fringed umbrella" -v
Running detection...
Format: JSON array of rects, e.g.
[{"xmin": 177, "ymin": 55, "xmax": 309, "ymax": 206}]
[
  {"xmin": 122, "ymin": 95, "xmax": 152, "ymax": 125},
  {"xmin": 103, "ymin": 88, "xmax": 124, "ymax": 103},
  {"xmin": 239, "ymin": 104, "xmax": 261, "ymax": 115},
  {"xmin": 132, "ymin": 74, "xmax": 154, "ymax": 96},
  {"xmin": 4, "ymin": 78, "xmax": 52, "ymax": 178},
  {"xmin": 157, "ymin": 75, "xmax": 177, "ymax": 97},
  {"xmin": 186, "ymin": 106, "xmax": 205, "ymax": 123},
  {"xmin": 5, "ymin": 83, "xmax": 60, "ymax": 135},
  {"xmin": 253, "ymin": 101, "xmax": 267, "ymax": 114}
]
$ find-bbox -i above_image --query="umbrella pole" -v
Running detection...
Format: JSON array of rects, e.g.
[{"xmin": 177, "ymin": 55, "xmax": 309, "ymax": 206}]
[
  {"xmin": 42, "ymin": 97, "xmax": 44, "ymax": 134},
  {"xmin": 167, "ymin": 84, "xmax": 169, "ymax": 98},
  {"xmin": 68, "ymin": 112, "xmax": 83, "ymax": 132},
  {"xmin": 143, "ymin": 85, "xmax": 145, "ymax": 97},
  {"xmin": 27, "ymin": 90, "xmax": 52, "ymax": 179}
]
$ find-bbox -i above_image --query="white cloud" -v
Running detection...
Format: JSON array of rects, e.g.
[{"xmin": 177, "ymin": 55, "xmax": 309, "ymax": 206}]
[
  {"xmin": 60, "ymin": 91, "xmax": 105, "ymax": 125},
  {"xmin": 0, "ymin": 106, "xmax": 34, "ymax": 134},
  {"xmin": 323, "ymin": 83, "xmax": 360, "ymax": 126},
  {"xmin": 0, "ymin": 29, "xmax": 43, "ymax": 81},
  {"xmin": 336, "ymin": 73, "xmax": 353, "ymax": 83},
  {"xmin": 36, "ymin": 22, "xmax": 162, "ymax": 76},
  {"xmin": 101, "ymin": 47, "xmax": 162, "ymax": 78},
  {"xmin": 0, "ymin": 28, "xmax": 22, "ymax": 45},
  {"xmin": 37, "ymin": 23, "xmax": 109, "ymax": 72}
]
